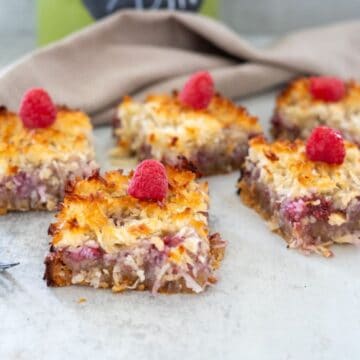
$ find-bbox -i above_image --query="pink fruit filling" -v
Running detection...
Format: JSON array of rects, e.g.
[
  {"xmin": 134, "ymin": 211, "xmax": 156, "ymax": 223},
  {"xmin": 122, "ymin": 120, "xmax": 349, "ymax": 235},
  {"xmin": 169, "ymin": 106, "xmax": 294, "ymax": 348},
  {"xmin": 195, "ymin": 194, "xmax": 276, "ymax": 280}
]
[
  {"xmin": 281, "ymin": 197, "xmax": 331, "ymax": 223},
  {"xmin": 65, "ymin": 246, "xmax": 104, "ymax": 262}
]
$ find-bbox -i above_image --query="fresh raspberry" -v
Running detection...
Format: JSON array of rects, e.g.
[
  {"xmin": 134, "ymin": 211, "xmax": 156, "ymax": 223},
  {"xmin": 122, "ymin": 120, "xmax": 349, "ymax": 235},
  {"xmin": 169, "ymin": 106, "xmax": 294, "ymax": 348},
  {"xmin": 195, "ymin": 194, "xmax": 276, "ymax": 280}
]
[
  {"xmin": 179, "ymin": 71, "xmax": 214, "ymax": 110},
  {"xmin": 306, "ymin": 126, "xmax": 345, "ymax": 164},
  {"xmin": 309, "ymin": 76, "xmax": 346, "ymax": 102},
  {"xmin": 19, "ymin": 88, "xmax": 57, "ymax": 128},
  {"xmin": 128, "ymin": 160, "xmax": 168, "ymax": 202}
]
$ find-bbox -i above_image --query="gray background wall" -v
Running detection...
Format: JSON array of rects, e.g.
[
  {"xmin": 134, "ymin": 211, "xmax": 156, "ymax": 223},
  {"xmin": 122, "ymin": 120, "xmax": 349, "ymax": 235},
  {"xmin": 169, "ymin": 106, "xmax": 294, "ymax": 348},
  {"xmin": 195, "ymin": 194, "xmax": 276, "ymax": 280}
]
[
  {"xmin": 220, "ymin": 0, "xmax": 360, "ymax": 34},
  {"xmin": 0, "ymin": 0, "xmax": 36, "ymax": 67},
  {"xmin": 0, "ymin": 0, "xmax": 360, "ymax": 67}
]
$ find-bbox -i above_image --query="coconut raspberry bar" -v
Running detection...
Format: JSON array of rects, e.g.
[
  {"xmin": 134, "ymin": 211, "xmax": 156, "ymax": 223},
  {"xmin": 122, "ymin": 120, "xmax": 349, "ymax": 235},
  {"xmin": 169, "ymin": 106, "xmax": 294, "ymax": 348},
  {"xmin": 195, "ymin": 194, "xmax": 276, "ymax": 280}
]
[
  {"xmin": 238, "ymin": 134, "xmax": 360, "ymax": 257},
  {"xmin": 271, "ymin": 77, "xmax": 360, "ymax": 143},
  {"xmin": 44, "ymin": 162, "xmax": 226, "ymax": 293},
  {"xmin": 113, "ymin": 93, "xmax": 261, "ymax": 175},
  {"xmin": 113, "ymin": 72, "xmax": 262, "ymax": 176},
  {"xmin": 0, "ymin": 105, "xmax": 97, "ymax": 214}
]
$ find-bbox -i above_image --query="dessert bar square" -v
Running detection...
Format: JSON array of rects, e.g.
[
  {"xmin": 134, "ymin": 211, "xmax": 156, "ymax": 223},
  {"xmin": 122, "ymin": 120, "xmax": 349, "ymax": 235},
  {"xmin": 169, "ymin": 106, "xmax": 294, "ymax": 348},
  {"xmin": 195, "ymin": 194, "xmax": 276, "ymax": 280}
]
[
  {"xmin": 44, "ymin": 166, "xmax": 226, "ymax": 293},
  {"xmin": 238, "ymin": 136, "xmax": 360, "ymax": 257},
  {"xmin": 113, "ymin": 93, "xmax": 262, "ymax": 175},
  {"xmin": 271, "ymin": 78, "xmax": 360, "ymax": 143},
  {"xmin": 0, "ymin": 106, "xmax": 97, "ymax": 214}
]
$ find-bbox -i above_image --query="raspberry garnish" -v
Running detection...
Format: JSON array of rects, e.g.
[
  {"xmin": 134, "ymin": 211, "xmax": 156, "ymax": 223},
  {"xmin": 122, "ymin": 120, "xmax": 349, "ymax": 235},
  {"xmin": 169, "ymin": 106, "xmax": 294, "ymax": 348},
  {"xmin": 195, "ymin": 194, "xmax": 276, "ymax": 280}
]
[
  {"xmin": 128, "ymin": 160, "xmax": 168, "ymax": 202},
  {"xmin": 306, "ymin": 126, "xmax": 345, "ymax": 165},
  {"xmin": 179, "ymin": 71, "xmax": 214, "ymax": 110},
  {"xmin": 19, "ymin": 88, "xmax": 57, "ymax": 129},
  {"xmin": 309, "ymin": 76, "xmax": 346, "ymax": 102}
]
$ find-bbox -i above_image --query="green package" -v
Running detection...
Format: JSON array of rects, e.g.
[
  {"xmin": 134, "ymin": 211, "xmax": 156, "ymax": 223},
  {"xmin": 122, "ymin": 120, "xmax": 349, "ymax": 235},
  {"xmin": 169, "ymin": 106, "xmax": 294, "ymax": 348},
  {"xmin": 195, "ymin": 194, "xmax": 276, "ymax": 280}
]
[{"xmin": 37, "ymin": 0, "xmax": 218, "ymax": 46}]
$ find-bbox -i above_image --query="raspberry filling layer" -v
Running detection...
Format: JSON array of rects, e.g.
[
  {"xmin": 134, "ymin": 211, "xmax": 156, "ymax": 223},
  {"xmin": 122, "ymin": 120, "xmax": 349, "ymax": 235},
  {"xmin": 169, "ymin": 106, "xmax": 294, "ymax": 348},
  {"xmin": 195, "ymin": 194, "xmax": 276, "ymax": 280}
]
[{"xmin": 282, "ymin": 197, "xmax": 331, "ymax": 223}]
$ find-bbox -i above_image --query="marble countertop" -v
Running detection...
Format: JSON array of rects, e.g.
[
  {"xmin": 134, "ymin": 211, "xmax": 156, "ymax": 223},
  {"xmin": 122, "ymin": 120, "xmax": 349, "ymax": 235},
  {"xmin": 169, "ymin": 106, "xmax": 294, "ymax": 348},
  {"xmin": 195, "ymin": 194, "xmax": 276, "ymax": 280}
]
[{"xmin": 1, "ymin": 37, "xmax": 360, "ymax": 360}]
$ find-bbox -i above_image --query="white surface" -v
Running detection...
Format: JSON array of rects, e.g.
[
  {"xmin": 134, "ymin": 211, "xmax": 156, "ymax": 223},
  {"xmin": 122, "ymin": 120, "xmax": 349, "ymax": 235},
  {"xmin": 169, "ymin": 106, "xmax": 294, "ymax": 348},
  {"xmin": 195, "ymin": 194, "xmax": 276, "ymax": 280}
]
[{"xmin": 1, "ymin": 89, "xmax": 360, "ymax": 360}]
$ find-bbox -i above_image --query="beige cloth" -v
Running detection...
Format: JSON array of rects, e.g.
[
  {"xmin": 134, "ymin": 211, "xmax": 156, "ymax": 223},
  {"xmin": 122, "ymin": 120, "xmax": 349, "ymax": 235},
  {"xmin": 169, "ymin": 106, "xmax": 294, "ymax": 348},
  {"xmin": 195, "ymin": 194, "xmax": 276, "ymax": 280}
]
[{"xmin": 1, "ymin": 11, "xmax": 360, "ymax": 125}]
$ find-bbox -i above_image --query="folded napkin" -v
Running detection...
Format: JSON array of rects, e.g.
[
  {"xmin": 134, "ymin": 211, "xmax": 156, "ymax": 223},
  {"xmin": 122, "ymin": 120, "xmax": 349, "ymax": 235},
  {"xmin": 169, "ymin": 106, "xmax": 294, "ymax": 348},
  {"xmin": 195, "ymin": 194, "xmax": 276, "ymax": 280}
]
[{"xmin": 1, "ymin": 11, "xmax": 360, "ymax": 125}]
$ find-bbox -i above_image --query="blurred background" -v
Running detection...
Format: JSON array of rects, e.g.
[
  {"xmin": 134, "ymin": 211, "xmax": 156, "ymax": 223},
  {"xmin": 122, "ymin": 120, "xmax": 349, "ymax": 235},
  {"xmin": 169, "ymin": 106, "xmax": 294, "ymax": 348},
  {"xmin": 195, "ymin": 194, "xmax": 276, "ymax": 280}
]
[{"xmin": 1, "ymin": 0, "xmax": 360, "ymax": 68}]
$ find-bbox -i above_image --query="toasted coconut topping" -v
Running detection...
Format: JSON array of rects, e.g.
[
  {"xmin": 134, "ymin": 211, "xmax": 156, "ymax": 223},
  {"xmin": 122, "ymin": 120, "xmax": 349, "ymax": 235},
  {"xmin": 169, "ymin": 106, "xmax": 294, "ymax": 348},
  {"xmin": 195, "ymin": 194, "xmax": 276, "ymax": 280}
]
[
  {"xmin": 245, "ymin": 136, "xmax": 360, "ymax": 209},
  {"xmin": 50, "ymin": 167, "xmax": 209, "ymax": 254},
  {"xmin": 115, "ymin": 93, "xmax": 261, "ymax": 159},
  {"xmin": 277, "ymin": 78, "xmax": 360, "ymax": 107},
  {"xmin": 0, "ymin": 107, "xmax": 94, "ymax": 175}
]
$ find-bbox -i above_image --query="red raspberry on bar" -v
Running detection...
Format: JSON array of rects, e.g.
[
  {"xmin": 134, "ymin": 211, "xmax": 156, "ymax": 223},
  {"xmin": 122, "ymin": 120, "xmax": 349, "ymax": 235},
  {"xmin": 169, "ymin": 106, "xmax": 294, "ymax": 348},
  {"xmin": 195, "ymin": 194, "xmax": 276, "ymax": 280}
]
[
  {"xmin": 128, "ymin": 159, "xmax": 168, "ymax": 201},
  {"xmin": 179, "ymin": 71, "xmax": 214, "ymax": 110},
  {"xmin": 306, "ymin": 126, "xmax": 345, "ymax": 165},
  {"xmin": 310, "ymin": 76, "xmax": 346, "ymax": 102},
  {"xmin": 19, "ymin": 88, "xmax": 57, "ymax": 129}
]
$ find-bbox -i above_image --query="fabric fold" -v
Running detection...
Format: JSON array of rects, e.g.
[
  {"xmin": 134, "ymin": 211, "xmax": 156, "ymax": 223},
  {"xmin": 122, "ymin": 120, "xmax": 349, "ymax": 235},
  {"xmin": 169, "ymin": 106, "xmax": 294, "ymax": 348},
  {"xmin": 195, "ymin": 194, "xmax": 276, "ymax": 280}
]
[{"xmin": 0, "ymin": 10, "xmax": 359, "ymax": 125}]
